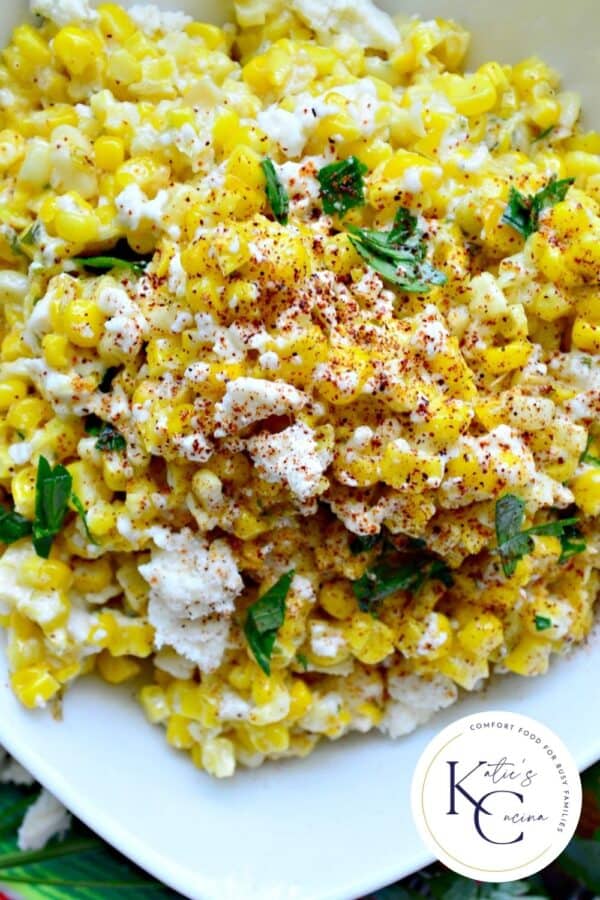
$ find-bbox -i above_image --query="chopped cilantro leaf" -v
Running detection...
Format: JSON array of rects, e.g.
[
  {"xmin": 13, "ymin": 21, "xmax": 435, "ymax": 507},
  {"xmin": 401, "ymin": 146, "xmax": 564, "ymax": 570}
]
[
  {"xmin": 532, "ymin": 125, "xmax": 555, "ymax": 143},
  {"xmin": 0, "ymin": 506, "xmax": 32, "ymax": 545},
  {"xmin": 244, "ymin": 570, "xmax": 294, "ymax": 675},
  {"xmin": 580, "ymin": 432, "xmax": 600, "ymax": 467},
  {"xmin": 534, "ymin": 615, "xmax": 552, "ymax": 631},
  {"xmin": 501, "ymin": 176, "xmax": 574, "ymax": 238},
  {"xmin": 318, "ymin": 156, "xmax": 368, "ymax": 217},
  {"xmin": 558, "ymin": 523, "xmax": 586, "ymax": 565},
  {"xmin": 73, "ymin": 255, "xmax": 149, "ymax": 275},
  {"xmin": 70, "ymin": 493, "xmax": 97, "ymax": 545},
  {"xmin": 353, "ymin": 555, "xmax": 452, "ymax": 614},
  {"xmin": 98, "ymin": 366, "xmax": 120, "ymax": 394},
  {"xmin": 261, "ymin": 158, "xmax": 289, "ymax": 225},
  {"xmin": 350, "ymin": 533, "xmax": 383, "ymax": 555},
  {"xmin": 32, "ymin": 456, "xmax": 72, "ymax": 559},
  {"xmin": 20, "ymin": 222, "xmax": 41, "ymax": 246},
  {"xmin": 85, "ymin": 416, "xmax": 126, "ymax": 452},
  {"xmin": 346, "ymin": 213, "xmax": 446, "ymax": 293},
  {"xmin": 296, "ymin": 652, "xmax": 308, "ymax": 671},
  {"xmin": 494, "ymin": 494, "xmax": 583, "ymax": 577}
]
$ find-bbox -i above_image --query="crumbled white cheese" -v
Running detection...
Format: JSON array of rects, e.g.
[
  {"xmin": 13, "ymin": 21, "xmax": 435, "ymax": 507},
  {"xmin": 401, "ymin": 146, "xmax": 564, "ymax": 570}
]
[
  {"xmin": 8, "ymin": 442, "xmax": 32, "ymax": 465},
  {"xmin": 247, "ymin": 422, "xmax": 332, "ymax": 501},
  {"xmin": 290, "ymin": 0, "xmax": 399, "ymax": 50},
  {"xmin": 115, "ymin": 184, "xmax": 168, "ymax": 231},
  {"xmin": 415, "ymin": 613, "xmax": 450, "ymax": 656},
  {"xmin": 257, "ymin": 106, "xmax": 308, "ymax": 158},
  {"xmin": 167, "ymin": 252, "xmax": 187, "ymax": 300},
  {"xmin": 219, "ymin": 689, "xmax": 251, "ymax": 722},
  {"xmin": 17, "ymin": 789, "xmax": 71, "ymax": 852},
  {"xmin": 139, "ymin": 530, "xmax": 243, "ymax": 671},
  {"xmin": 128, "ymin": 4, "xmax": 191, "ymax": 34},
  {"xmin": 31, "ymin": 0, "xmax": 97, "ymax": 26},
  {"xmin": 309, "ymin": 620, "xmax": 347, "ymax": 658},
  {"xmin": 299, "ymin": 691, "xmax": 348, "ymax": 735},
  {"xmin": 379, "ymin": 671, "xmax": 458, "ymax": 738},
  {"xmin": 214, "ymin": 377, "xmax": 307, "ymax": 436},
  {"xmin": 184, "ymin": 362, "xmax": 210, "ymax": 384},
  {"xmin": 259, "ymin": 351, "xmax": 280, "ymax": 371},
  {"xmin": 98, "ymin": 284, "xmax": 149, "ymax": 357}
]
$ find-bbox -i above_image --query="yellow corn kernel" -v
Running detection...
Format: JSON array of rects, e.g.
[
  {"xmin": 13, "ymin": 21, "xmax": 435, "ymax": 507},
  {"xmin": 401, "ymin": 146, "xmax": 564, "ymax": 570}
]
[
  {"xmin": 90, "ymin": 611, "xmax": 154, "ymax": 657},
  {"xmin": 11, "ymin": 665, "xmax": 61, "ymax": 709},
  {"xmin": 42, "ymin": 334, "xmax": 71, "ymax": 369},
  {"xmin": 64, "ymin": 298, "xmax": 105, "ymax": 348},
  {"xmin": 94, "ymin": 135, "xmax": 125, "ymax": 171},
  {"xmin": 185, "ymin": 21, "xmax": 225, "ymax": 48},
  {"xmin": 97, "ymin": 651, "xmax": 141, "ymax": 684},
  {"xmin": 20, "ymin": 557, "xmax": 73, "ymax": 592},
  {"xmin": 481, "ymin": 341, "xmax": 532, "ymax": 375},
  {"xmin": 54, "ymin": 203, "xmax": 100, "ymax": 244},
  {"xmin": 288, "ymin": 679, "xmax": 312, "ymax": 721},
  {"xmin": 139, "ymin": 684, "xmax": 170, "ymax": 723},
  {"xmin": 232, "ymin": 509, "xmax": 270, "ymax": 540},
  {"xmin": 198, "ymin": 736, "xmax": 236, "ymax": 777},
  {"xmin": 530, "ymin": 284, "xmax": 573, "ymax": 322},
  {"xmin": 54, "ymin": 26, "xmax": 103, "ymax": 76},
  {"xmin": 344, "ymin": 612, "xmax": 395, "ymax": 665},
  {"xmin": 7, "ymin": 396, "xmax": 49, "ymax": 432},
  {"xmin": 0, "ymin": 378, "xmax": 27, "ymax": 410},
  {"xmin": 11, "ymin": 466, "xmax": 36, "ymax": 519},
  {"xmin": 319, "ymin": 580, "xmax": 356, "ymax": 620},
  {"xmin": 87, "ymin": 502, "xmax": 118, "ymax": 537},
  {"xmin": 72, "ymin": 558, "xmax": 113, "ymax": 594},
  {"xmin": 571, "ymin": 468, "xmax": 600, "ymax": 516},
  {"xmin": 2, "ymin": 331, "xmax": 31, "ymax": 362},
  {"xmin": 248, "ymin": 724, "xmax": 290, "ymax": 755},
  {"xmin": 457, "ymin": 613, "xmax": 503, "ymax": 656},
  {"xmin": 13, "ymin": 24, "xmax": 52, "ymax": 67},
  {"xmin": 572, "ymin": 319, "xmax": 600, "ymax": 353},
  {"xmin": 98, "ymin": 3, "xmax": 136, "ymax": 40},
  {"xmin": 503, "ymin": 636, "xmax": 552, "ymax": 676},
  {"xmin": 444, "ymin": 73, "xmax": 497, "ymax": 116},
  {"xmin": 166, "ymin": 714, "xmax": 194, "ymax": 750},
  {"xmin": 380, "ymin": 441, "xmax": 444, "ymax": 492}
]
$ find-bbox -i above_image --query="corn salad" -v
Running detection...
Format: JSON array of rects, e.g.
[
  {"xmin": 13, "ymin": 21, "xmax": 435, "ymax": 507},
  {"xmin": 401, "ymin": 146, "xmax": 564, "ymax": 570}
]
[{"xmin": 0, "ymin": 0, "xmax": 597, "ymax": 777}]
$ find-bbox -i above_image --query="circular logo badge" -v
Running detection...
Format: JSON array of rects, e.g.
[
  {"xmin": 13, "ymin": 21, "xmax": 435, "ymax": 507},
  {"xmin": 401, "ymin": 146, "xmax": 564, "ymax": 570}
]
[{"xmin": 411, "ymin": 710, "xmax": 582, "ymax": 882}]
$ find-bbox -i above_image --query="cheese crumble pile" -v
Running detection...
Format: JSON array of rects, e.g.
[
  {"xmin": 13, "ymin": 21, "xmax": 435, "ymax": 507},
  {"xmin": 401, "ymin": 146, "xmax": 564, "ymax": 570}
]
[{"xmin": 0, "ymin": 0, "xmax": 598, "ymax": 777}]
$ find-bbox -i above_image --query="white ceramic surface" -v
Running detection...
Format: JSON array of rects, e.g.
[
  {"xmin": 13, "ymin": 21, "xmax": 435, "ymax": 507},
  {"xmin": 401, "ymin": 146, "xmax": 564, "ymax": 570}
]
[{"xmin": 0, "ymin": 3, "xmax": 599, "ymax": 899}]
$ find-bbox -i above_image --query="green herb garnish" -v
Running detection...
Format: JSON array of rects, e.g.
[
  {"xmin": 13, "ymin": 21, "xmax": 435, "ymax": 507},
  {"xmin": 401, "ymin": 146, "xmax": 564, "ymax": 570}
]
[
  {"xmin": 98, "ymin": 366, "xmax": 120, "ymax": 394},
  {"xmin": 534, "ymin": 614, "xmax": 552, "ymax": 632},
  {"xmin": 70, "ymin": 492, "xmax": 96, "ymax": 544},
  {"xmin": 347, "ymin": 207, "xmax": 447, "ymax": 292},
  {"xmin": 558, "ymin": 522, "xmax": 586, "ymax": 565},
  {"xmin": 501, "ymin": 176, "xmax": 574, "ymax": 238},
  {"xmin": 580, "ymin": 433, "xmax": 600, "ymax": 467},
  {"xmin": 532, "ymin": 125, "xmax": 555, "ymax": 143},
  {"xmin": 261, "ymin": 158, "xmax": 289, "ymax": 225},
  {"xmin": 494, "ymin": 494, "xmax": 582, "ymax": 577},
  {"xmin": 84, "ymin": 415, "xmax": 126, "ymax": 452},
  {"xmin": 349, "ymin": 533, "xmax": 383, "ymax": 555},
  {"xmin": 73, "ymin": 255, "xmax": 149, "ymax": 275},
  {"xmin": 317, "ymin": 156, "xmax": 368, "ymax": 216},
  {"xmin": 296, "ymin": 652, "xmax": 308, "ymax": 671},
  {"xmin": 353, "ymin": 556, "xmax": 453, "ymax": 614},
  {"xmin": 0, "ymin": 507, "xmax": 33, "ymax": 545},
  {"xmin": 32, "ymin": 456, "xmax": 73, "ymax": 558},
  {"xmin": 244, "ymin": 570, "xmax": 294, "ymax": 675},
  {"xmin": 20, "ymin": 222, "xmax": 41, "ymax": 246}
]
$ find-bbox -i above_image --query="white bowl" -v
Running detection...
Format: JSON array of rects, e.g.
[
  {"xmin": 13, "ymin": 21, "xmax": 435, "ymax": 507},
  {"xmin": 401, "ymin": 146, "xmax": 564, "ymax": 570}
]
[{"xmin": 1, "ymin": 3, "xmax": 600, "ymax": 899}]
